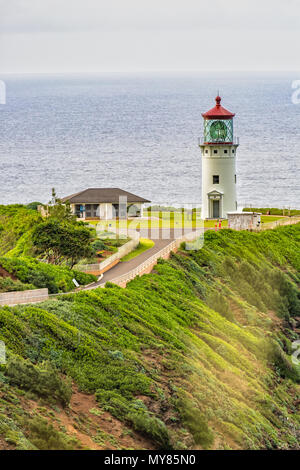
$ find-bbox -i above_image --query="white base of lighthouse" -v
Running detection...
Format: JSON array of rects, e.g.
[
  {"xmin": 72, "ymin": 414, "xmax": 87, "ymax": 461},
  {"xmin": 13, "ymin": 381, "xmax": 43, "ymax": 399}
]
[{"xmin": 200, "ymin": 144, "xmax": 238, "ymax": 219}]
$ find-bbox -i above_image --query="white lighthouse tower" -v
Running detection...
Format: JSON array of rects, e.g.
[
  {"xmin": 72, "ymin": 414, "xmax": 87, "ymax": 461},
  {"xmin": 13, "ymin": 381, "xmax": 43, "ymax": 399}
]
[{"xmin": 199, "ymin": 96, "xmax": 238, "ymax": 219}]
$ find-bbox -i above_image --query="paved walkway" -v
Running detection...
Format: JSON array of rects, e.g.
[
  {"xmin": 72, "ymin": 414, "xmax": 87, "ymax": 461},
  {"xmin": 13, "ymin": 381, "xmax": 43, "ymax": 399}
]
[
  {"xmin": 82, "ymin": 237, "xmax": 174, "ymax": 290},
  {"xmin": 82, "ymin": 226, "xmax": 205, "ymax": 291}
]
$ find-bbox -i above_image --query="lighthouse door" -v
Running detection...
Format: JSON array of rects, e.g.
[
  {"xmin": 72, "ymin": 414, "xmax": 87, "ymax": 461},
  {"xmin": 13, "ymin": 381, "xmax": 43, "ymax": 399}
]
[{"xmin": 212, "ymin": 200, "xmax": 220, "ymax": 218}]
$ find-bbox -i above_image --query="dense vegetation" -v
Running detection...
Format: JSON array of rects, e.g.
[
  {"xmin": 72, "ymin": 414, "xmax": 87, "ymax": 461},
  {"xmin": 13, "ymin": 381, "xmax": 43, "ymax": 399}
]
[
  {"xmin": 0, "ymin": 205, "xmax": 42, "ymax": 257},
  {"xmin": 0, "ymin": 223, "xmax": 299, "ymax": 449},
  {"xmin": 0, "ymin": 257, "xmax": 95, "ymax": 293},
  {"xmin": 0, "ymin": 205, "xmax": 97, "ymax": 292},
  {"xmin": 32, "ymin": 219, "xmax": 93, "ymax": 267}
]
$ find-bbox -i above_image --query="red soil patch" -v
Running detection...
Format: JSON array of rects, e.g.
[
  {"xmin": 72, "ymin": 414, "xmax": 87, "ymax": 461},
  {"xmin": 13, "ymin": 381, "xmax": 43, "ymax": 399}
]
[
  {"xmin": 15, "ymin": 385, "xmax": 154, "ymax": 451},
  {"xmin": 0, "ymin": 437, "xmax": 15, "ymax": 450},
  {"xmin": 0, "ymin": 265, "xmax": 17, "ymax": 280}
]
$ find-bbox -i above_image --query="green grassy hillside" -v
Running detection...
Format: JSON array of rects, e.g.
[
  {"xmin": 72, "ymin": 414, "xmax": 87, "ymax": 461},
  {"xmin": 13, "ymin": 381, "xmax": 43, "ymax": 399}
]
[
  {"xmin": 0, "ymin": 205, "xmax": 41, "ymax": 257},
  {"xmin": 0, "ymin": 205, "xmax": 96, "ymax": 292},
  {"xmin": 0, "ymin": 224, "xmax": 299, "ymax": 450}
]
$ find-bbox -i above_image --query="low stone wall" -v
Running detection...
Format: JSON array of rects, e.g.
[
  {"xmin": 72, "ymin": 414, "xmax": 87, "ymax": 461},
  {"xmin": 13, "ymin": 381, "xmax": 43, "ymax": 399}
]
[
  {"xmin": 261, "ymin": 217, "xmax": 300, "ymax": 231},
  {"xmin": 107, "ymin": 230, "xmax": 203, "ymax": 288},
  {"xmin": 0, "ymin": 288, "xmax": 49, "ymax": 306},
  {"xmin": 85, "ymin": 259, "xmax": 120, "ymax": 276},
  {"xmin": 77, "ymin": 236, "xmax": 140, "ymax": 275}
]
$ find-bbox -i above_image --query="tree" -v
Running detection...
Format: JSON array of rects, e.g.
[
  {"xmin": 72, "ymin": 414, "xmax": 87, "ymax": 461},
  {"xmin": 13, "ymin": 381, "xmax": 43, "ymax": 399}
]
[
  {"xmin": 32, "ymin": 219, "xmax": 93, "ymax": 267},
  {"xmin": 60, "ymin": 223, "xmax": 94, "ymax": 268},
  {"xmin": 48, "ymin": 201, "xmax": 75, "ymax": 223},
  {"xmin": 41, "ymin": 188, "xmax": 77, "ymax": 223},
  {"xmin": 26, "ymin": 201, "xmax": 42, "ymax": 211}
]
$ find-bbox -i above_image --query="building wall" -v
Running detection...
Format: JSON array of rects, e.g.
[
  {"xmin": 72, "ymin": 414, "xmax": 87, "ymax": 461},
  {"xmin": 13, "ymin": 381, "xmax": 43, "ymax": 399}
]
[
  {"xmin": 127, "ymin": 202, "xmax": 143, "ymax": 217},
  {"xmin": 227, "ymin": 212, "xmax": 261, "ymax": 231},
  {"xmin": 72, "ymin": 202, "xmax": 144, "ymax": 220},
  {"xmin": 99, "ymin": 203, "xmax": 113, "ymax": 220},
  {"xmin": 201, "ymin": 144, "xmax": 238, "ymax": 219}
]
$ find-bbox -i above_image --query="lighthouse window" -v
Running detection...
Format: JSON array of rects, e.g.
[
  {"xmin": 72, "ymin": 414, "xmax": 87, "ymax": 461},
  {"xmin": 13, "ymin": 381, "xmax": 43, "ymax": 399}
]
[
  {"xmin": 213, "ymin": 175, "xmax": 219, "ymax": 184},
  {"xmin": 213, "ymin": 149, "xmax": 218, "ymax": 154}
]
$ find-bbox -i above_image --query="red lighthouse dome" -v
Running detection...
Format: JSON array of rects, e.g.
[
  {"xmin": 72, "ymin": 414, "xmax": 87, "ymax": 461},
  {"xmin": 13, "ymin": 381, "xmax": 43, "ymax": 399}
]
[{"xmin": 202, "ymin": 96, "xmax": 235, "ymax": 120}]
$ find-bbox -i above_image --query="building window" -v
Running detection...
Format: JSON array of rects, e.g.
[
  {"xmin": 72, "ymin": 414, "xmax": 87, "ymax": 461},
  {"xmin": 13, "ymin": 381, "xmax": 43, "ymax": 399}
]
[
  {"xmin": 235, "ymin": 174, "xmax": 237, "ymax": 183},
  {"xmin": 213, "ymin": 175, "xmax": 219, "ymax": 184},
  {"xmin": 85, "ymin": 204, "xmax": 99, "ymax": 218},
  {"xmin": 214, "ymin": 149, "xmax": 218, "ymax": 154},
  {"xmin": 224, "ymin": 149, "xmax": 228, "ymax": 154},
  {"xmin": 205, "ymin": 149, "xmax": 208, "ymax": 154},
  {"xmin": 75, "ymin": 204, "xmax": 84, "ymax": 218},
  {"xmin": 232, "ymin": 149, "xmax": 235, "ymax": 153}
]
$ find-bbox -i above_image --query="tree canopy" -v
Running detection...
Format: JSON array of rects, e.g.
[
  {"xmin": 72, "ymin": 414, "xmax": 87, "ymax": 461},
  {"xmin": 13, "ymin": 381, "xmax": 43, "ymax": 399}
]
[{"xmin": 32, "ymin": 219, "xmax": 93, "ymax": 267}]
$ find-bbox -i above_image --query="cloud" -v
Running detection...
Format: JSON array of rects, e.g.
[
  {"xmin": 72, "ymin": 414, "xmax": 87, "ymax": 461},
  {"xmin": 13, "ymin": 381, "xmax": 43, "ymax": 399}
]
[
  {"xmin": 0, "ymin": 0, "xmax": 299, "ymax": 33},
  {"xmin": 0, "ymin": 28, "xmax": 299, "ymax": 74},
  {"xmin": 0, "ymin": 0, "xmax": 299, "ymax": 72}
]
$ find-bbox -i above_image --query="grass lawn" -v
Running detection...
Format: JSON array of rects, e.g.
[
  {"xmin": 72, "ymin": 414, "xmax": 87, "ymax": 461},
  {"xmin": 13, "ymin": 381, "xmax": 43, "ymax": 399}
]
[
  {"xmin": 121, "ymin": 238, "xmax": 155, "ymax": 262},
  {"xmin": 88, "ymin": 214, "xmax": 287, "ymax": 230},
  {"xmin": 204, "ymin": 219, "xmax": 228, "ymax": 228},
  {"xmin": 261, "ymin": 215, "xmax": 287, "ymax": 223},
  {"xmin": 89, "ymin": 214, "xmax": 226, "ymax": 230}
]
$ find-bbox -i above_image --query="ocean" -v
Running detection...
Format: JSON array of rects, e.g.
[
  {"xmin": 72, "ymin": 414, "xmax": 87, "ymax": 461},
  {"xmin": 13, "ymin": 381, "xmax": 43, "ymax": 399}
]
[{"xmin": 0, "ymin": 72, "xmax": 299, "ymax": 208}]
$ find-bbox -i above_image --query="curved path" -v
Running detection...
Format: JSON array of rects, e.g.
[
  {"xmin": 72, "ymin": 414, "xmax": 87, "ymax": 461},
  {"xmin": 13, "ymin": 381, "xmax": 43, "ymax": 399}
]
[
  {"xmin": 82, "ymin": 237, "xmax": 174, "ymax": 290},
  {"xmin": 81, "ymin": 226, "xmax": 203, "ymax": 291}
]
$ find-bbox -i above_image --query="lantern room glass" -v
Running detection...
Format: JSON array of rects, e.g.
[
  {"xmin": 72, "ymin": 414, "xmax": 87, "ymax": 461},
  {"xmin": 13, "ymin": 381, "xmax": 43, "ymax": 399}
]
[{"xmin": 204, "ymin": 119, "xmax": 233, "ymax": 144}]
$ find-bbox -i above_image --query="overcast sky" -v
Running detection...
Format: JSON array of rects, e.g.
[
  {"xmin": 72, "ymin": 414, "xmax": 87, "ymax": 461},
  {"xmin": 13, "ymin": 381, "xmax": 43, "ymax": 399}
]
[{"xmin": 0, "ymin": 0, "xmax": 299, "ymax": 73}]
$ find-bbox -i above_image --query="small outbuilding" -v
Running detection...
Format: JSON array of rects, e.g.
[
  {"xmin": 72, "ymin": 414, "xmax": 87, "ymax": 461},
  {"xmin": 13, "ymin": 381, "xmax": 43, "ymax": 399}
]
[
  {"xmin": 61, "ymin": 188, "xmax": 151, "ymax": 220},
  {"xmin": 227, "ymin": 211, "xmax": 262, "ymax": 231}
]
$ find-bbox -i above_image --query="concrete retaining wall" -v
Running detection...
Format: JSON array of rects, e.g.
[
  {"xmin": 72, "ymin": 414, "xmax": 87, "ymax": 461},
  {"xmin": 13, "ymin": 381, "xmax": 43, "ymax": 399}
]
[
  {"xmin": 77, "ymin": 236, "xmax": 140, "ymax": 275},
  {"xmin": 261, "ymin": 217, "xmax": 300, "ymax": 231},
  {"xmin": 107, "ymin": 230, "xmax": 203, "ymax": 288},
  {"xmin": 0, "ymin": 288, "xmax": 49, "ymax": 306},
  {"xmin": 227, "ymin": 212, "xmax": 261, "ymax": 231}
]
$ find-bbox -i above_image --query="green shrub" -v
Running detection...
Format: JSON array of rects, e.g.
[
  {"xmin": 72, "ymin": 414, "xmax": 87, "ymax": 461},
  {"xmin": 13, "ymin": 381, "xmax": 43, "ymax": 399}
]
[
  {"xmin": 127, "ymin": 411, "xmax": 171, "ymax": 449},
  {"xmin": 207, "ymin": 291, "xmax": 234, "ymax": 321},
  {"xmin": 176, "ymin": 395, "xmax": 214, "ymax": 449},
  {"xmin": 96, "ymin": 390, "xmax": 130, "ymax": 418},
  {"xmin": 5, "ymin": 357, "xmax": 72, "ymax": 406},
  {"xmin": 27, "ymin": 417, "xmax": 78, "ymax": 450},
  {"xmin": 0, "ymin": 256, "xmax": 96, "ymax": 293},
  {"xmin": 26, "ymin": 202, "xmax": 42, "ymax": 211},
  {"xmin": 0, "ymin": 205, "xmax": 42, "ymax": 256},
  {"xmin": 72, "ymin": 269, "xmax": 96, "ymax": 286},
  {"xmin": 32, "ymin": 218, "xmax": 93, "ymax": 267},
  {"xmin": 91, "ymin": 239, "xmax": 106, "ymax": 253},
  {"xmin": 271, "ymin": 342, "xmax": 300, "ymax": 383},
  {"xmin": 0, "ymin": 277, "xmax": 35, "ymax": 293},
  {"xmin": 96, "ymin": 390, "xmax": 171, "ymax": 448}
]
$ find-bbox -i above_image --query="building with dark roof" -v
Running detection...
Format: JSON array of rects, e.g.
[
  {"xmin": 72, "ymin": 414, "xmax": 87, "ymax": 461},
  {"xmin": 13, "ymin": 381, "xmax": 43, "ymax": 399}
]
[{"xmin": 61, "ymin": 188, "xmax": 151, "ymax": 220}]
